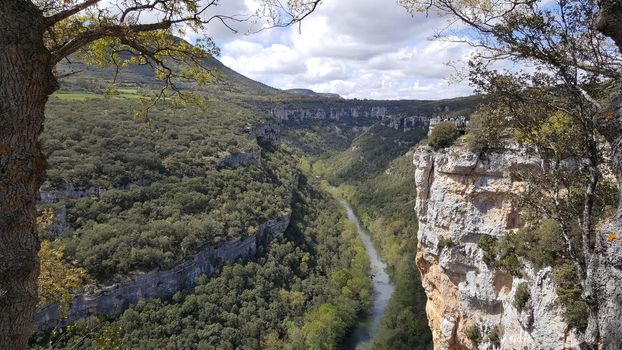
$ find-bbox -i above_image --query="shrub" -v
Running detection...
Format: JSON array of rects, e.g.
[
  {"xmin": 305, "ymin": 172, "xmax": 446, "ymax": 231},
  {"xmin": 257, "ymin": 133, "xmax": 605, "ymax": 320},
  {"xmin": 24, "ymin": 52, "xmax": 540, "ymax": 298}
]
[
  {"xmin": 438, "ymin": 235, "xmax": 455, "ymax": 250},
  {"xmin": 553, "ymin": 263, "xmax": 589, "ymax": 330},
  {"xmin": 464, "ymin": 324, "xmax": 482, "ymax": 346},
  {"xmin": 478, "ymin": 235, "xmax": 499, "ymax": 266},
  {"xmin": 463, "ymin": 107, "xmax": 508, "ymax": 153},
  {"xmin": 487, "ymin": 325, "xmax": 502, "ymax": 348},
  {"xmin": 428, "ymin": 122, "xmax": 458, "ymax": 150},
  {"xmin": 513, "ymin": 282, "xmax": 531, "ymax": 311},
  {"xmin": 478, "ymin": 234, "xmax": 523, "ymax": 277}
]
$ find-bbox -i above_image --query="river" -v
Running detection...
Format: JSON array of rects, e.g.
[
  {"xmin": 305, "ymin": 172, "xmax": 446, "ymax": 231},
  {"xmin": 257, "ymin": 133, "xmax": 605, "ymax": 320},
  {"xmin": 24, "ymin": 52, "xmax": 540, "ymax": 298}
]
[{"xmin": 338, "ymin": 199, "xmax": 395, "ymax": 349}]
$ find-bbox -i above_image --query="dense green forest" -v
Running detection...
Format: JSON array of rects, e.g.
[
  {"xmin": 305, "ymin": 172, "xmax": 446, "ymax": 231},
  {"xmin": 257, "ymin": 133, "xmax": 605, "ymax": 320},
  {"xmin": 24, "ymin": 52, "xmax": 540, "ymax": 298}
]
[
  {"xmin": 39, "ymin": 96, "xmax": 299, "ymax": 283},
  {"xmin": 32, "ymin": 177, "xmax": 372, "ymax": 350},
  {"xmin": 333, "ymin": 153, "xmax": 432, "ymax": 350}
]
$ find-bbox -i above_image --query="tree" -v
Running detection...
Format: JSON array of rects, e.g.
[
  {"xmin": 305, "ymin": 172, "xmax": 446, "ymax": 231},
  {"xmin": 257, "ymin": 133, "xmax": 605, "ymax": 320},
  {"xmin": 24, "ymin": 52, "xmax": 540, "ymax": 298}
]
[
  {"xmin": 0, "ymin": 1, "xmax": 320, "ymax": 348},
  {"xmin": 427, "ymin": 121, "xmax": 458, "ymax": 150},
  {"xmin": 400, "ymin": 0, "xmax": 621, "ymax": 347}
]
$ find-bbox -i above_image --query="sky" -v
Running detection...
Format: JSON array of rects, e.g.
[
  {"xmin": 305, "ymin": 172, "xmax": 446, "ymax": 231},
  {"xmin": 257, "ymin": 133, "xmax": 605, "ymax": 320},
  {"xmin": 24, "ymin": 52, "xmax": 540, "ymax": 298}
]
[{"xmin": 196, "ymin": 0, "xmax": 477, "ymax": 100}]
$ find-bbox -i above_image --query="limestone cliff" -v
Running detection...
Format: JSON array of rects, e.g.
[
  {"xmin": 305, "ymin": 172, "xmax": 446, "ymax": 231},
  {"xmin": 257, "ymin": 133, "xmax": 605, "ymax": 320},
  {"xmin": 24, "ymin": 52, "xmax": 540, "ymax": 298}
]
[
  {"xmin": 35, "ymin": 214, "xmax": 291, "ymax": 331},
  {"xmin": 413, "ymin": 146, "xmax": 582, "ymax": 349},
  {"xmin": 269, "ymin": 105, "xmax": 388, "ymax": 122}
]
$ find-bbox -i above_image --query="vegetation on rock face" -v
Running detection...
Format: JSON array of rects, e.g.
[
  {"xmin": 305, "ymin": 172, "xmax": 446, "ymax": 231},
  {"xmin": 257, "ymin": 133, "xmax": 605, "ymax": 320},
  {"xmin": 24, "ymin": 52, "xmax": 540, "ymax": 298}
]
[
  {"xmin": 428, "ymin": 122, "xmax": 458, "ymax": 150},
  {"xmin": 464, "ymin": 324, "xmax": 482, "ymax": 347},
  {"xmin": 401, "ymin": 0, "xmax": 622, "ymax": 342},
  {"xmin": 513, "ymin": 282, "xmax": 531, "ymax": 311}
]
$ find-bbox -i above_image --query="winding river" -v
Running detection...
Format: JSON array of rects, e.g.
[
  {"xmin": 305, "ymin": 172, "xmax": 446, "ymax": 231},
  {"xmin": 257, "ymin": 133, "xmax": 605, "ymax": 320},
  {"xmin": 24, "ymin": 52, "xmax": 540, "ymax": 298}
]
[{"xmin": 338, "ymin": 199, "xmax": 395, "ymax": 349}]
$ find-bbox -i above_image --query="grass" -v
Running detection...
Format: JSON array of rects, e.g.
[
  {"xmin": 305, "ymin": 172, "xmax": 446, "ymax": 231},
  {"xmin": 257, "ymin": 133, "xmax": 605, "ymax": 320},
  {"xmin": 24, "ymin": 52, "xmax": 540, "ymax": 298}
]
[
  {"xmin": 53, "ymin": 92, "xmax": 101, "ymax": 100},
  {"xmin": 53, "ymin": 89, "xmax": 144, "ymax": 101}
]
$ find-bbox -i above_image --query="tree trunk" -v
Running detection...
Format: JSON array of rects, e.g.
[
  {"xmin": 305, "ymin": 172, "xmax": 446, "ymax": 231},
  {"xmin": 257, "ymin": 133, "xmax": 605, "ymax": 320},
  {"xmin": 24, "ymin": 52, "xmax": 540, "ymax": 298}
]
[{"xmin": 0, "ymin": 1, "xmax": 57, "ymax": 349}]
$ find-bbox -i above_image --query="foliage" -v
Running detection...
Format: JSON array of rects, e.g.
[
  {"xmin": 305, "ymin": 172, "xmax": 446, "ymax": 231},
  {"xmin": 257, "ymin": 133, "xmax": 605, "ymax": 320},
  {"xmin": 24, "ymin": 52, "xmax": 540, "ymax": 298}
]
[
  {"xmin": 400, "ymin": 0, "xmax": 621, "ymax": 340},
  {"xmin": 39, "ymin": 95, "xmax": 301, "ymax": 282},
  {"xmin": 463, "ymin": 108, "xmax": 508, "ymax": 152},
  {"xmin": 480, "ymin": 219, "xmax": 591, "ymax": 329},
  {"xmin": 94, "ymin": 325, "xmax": 130, "ymax": 350},
  {"xmin": 32, "ymin": 179, "xmax": 371, "ymax": 349},
  {"xmin": 328, "ymin": 152, "xmax": 433, "ymax": 350},
  {"xmin": 437, "ymin": 236, "xmax": 455, "ymax": 251},
  {"xmin": 428, "ymin": 122, "xmax": 458, "ymax": 150},
  {"xmin": 38, "ymin": 241, "xmax": 87, "ymax": 315},
  {"xmin": 513, "ymin": 282, "xmax": 531, "ymax": 311},
  {"xmin": 464, "ymin": 324, "xmax": 482, "ymax": 347},
  {"xmin": 478, "ymin": 235, "xmax": 522, "ymax": 277},
  {"xmin": 309, "ymin": 124, "xmax": 427, "ymax": 183},
  {"xmin": 42, "ymin": 97, "xmax": 260, "ymax": 189},
  {"xmin": 487, "ymin": 325, "xmax": 502, "ymax": 348},
  {"xmin": 553, "ymin": 264, "xmax": 589, "ymax": 330},
  {"xmin": 479, "ymin": 219, "xmax": 582, "ymax": 277}
]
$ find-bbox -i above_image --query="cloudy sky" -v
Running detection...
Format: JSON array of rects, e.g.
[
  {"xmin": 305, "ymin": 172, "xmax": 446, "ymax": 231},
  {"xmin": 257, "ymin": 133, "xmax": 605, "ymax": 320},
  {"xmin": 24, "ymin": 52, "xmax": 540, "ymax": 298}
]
[{"xmin": 199, "ymin": 0, "xmax": 476, "ymax": 100}]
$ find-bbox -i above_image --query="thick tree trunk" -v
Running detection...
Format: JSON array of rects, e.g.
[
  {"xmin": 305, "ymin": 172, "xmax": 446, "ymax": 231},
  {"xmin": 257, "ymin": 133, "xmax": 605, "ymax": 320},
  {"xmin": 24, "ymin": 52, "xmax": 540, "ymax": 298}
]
[{"xmin": 0, "ymin": 1, "xmax": 57, "ymax": 349}]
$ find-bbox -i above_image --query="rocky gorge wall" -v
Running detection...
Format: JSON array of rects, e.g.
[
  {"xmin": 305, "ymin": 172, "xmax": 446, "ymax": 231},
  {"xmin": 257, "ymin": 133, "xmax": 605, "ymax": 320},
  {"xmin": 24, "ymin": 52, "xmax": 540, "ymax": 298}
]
[
  {"xmin": 413, "ymin": 146, "xmax": 582, "ymax": 349},
  {"xmin": 35, "ymin": 214, "xmax": 291, "ymax": 331},
  {"xmin": 269, "ymin": 105, "xmax": 389, "ymax": 122}
]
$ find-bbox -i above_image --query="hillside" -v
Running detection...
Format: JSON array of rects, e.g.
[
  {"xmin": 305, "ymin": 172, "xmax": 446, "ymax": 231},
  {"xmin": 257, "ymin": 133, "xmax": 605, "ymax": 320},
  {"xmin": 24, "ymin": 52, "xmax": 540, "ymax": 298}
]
[
  {"xmin": 56, "ymin": 54, "xmax": 283, "ymax": 98},
  {"xmin": 32, "ymin": 53, "xmax": 482, "ymax": 349}
]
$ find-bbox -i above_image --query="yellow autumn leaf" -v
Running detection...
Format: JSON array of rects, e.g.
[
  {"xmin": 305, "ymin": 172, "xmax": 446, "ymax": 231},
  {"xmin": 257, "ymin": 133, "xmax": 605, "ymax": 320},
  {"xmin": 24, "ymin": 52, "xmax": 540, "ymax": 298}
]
[{"xmin": 38, "ymin": 241, "xmax": 87, "ymax": 316}]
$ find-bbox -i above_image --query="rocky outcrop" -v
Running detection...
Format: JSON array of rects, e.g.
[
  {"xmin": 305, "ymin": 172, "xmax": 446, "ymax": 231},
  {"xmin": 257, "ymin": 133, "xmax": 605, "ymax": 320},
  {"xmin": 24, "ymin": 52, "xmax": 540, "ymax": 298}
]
[
  {"xmin": 251, "ymin": 122, "xmax": 281, "ymax": 146},
  {"xmin": 269, "ymin": 106, "xmax": 388, "ymax": 122},
  {"xmin": 35, "ymin": 214, "xmax": 291, "ymax": 331},
  {"xmin": 217, "ymin": 151, "xmax": 261, "ymax": 168},
  {"xmin": 413, "ymin": 146, "xmax": 581, "ymax": 349},
  {"xmin": 380, "ymin": 115, "xmax": 428, "ymax": 132}
]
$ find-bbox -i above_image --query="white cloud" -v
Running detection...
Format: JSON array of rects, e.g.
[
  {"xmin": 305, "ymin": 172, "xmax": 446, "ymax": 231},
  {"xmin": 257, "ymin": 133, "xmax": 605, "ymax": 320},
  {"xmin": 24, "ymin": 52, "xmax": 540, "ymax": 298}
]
[{"xmin": 205, "ymin": 0, "xmax": 477, "ymax": 99}]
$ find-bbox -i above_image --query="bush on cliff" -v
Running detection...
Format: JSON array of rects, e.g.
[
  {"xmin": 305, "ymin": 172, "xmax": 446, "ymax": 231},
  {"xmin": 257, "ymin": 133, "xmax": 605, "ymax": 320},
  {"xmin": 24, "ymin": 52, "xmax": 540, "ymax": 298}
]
[{"xmin": 428, "ymin": 122, "xmax": 458, "ymax": 150}]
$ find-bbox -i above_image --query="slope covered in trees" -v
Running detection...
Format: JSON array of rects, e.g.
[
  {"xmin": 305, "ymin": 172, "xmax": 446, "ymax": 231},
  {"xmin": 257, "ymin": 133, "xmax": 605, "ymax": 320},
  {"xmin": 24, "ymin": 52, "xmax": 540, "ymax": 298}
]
[
  {"xmin": 38, "ymin": 94, "xmax": 298, "ymax": 283},
  {"xmin": 32, "ymin": 177, "xmax": 372, "ymax": 350}
]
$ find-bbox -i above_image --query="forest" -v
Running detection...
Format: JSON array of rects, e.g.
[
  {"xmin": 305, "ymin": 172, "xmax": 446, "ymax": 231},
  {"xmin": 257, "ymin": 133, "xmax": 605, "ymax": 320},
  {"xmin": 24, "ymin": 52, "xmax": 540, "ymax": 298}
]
[
  {"xmin": 32, "ymin": 177, "xmax": 373, "ymax": 350},
  {"xmin": 38, "ymin": 95, "xmax": 298, "ymax": 283}
]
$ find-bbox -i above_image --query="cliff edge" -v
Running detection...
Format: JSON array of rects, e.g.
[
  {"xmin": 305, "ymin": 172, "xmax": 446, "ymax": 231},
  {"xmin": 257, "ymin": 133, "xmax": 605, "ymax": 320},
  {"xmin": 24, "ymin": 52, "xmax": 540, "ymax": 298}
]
[{"xmin": 413, "ymin": 146, "xmax": 581, "ymax": 349}]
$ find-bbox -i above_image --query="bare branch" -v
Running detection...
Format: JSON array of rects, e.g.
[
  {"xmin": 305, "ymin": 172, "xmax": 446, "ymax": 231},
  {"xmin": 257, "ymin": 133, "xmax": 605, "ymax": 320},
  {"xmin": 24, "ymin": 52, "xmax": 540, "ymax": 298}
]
[{"xmin": 45, "ymin": 0, "xmax": 102, "ymax": 26}]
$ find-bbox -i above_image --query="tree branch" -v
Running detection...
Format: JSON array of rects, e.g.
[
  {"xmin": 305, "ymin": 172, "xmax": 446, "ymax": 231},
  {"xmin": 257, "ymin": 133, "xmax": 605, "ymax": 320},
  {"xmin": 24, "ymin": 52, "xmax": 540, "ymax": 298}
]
[{"xmin": 45, "ymin": 0, "xmax": 102, "ymax": 26}]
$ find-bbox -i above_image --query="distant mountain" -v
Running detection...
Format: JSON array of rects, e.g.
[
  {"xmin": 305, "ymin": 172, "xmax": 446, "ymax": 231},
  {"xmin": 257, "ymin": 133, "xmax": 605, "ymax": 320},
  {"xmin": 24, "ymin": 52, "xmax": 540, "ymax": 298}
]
[
  {"xmin": 57, "ymin": 53, "xmax": 284, "ymax": 98},
  {"xmin": 286, "ymin": 88, "xmax": 342, "ymax": 99}
]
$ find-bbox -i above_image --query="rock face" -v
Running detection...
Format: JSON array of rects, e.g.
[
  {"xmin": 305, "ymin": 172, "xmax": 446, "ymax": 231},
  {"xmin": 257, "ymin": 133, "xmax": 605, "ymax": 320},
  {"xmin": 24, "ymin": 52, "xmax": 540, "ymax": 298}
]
[
  {"xmin": 269, "ymin": 106, "xmax": 388, "ymax": 122},
  {"xmin": 217, "ymin": 151, "xmax": 262, "ymax": 168},
  {"xmin": 413, "ymin": 146, "xmax": 581, "ymax": 350},
  {"xmin": 380, "ymin": 115, "xmax": 428, "ymax": 132},
  {"xmin": 35, "ymin": 215, "xmax": 291, "ymax": 331}
]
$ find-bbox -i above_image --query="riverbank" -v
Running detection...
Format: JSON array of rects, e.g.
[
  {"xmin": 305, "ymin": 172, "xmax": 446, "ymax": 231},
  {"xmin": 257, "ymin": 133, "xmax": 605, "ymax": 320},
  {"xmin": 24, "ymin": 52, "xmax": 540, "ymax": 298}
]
[
  {"xmin": 322, "ymin": 151, "xmax": 432, "ymax": 349},
  {"xmin": 337, "ymin": 199, "xmax": 394, "ymax": 349}
]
